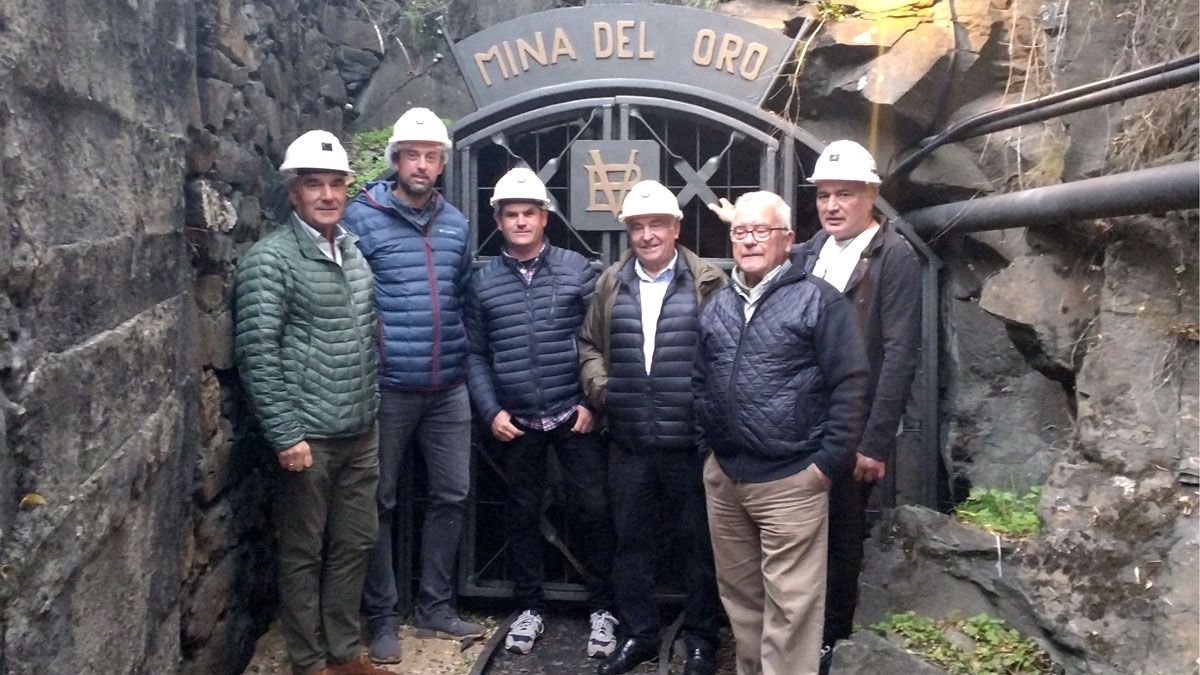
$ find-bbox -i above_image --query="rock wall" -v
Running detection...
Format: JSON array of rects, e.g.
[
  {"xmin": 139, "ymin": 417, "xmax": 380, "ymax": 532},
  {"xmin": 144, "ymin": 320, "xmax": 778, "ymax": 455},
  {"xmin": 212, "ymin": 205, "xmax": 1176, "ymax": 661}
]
[
  {"xmin": 0, "ymin": 0, "xmax": 393, "ymax": 672},
  {"xmin": 779, "ymin": 0, "xmax": 1198, "ymax": 669},
  {"xmin": 183, "ymin": 0, "xmax": 394, "ymax": 672},
  {"xmin": 0, "ymin": 0, "xmax": 197, "ymax": 672}
]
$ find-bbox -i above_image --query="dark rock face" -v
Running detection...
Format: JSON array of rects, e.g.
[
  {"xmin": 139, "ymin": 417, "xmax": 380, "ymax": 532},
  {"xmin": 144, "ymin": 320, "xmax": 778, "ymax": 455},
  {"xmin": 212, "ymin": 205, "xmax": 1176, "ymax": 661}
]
[
  {"xmin": 857, "ymin": 507, "xmax": 1036, "ymax": 636},
  {"xmin": 829, "ymin": 631, "xmax": 949, "ymax": 674},
  {"xmin": 0, "ymin": 0, "xmax": 379, "ymax": 672},
  {"xmin": 0, "ymin": 3, "xmax": 196, "ymax": 673},
  {"xmin": 1018, "ymin": 216, "xmax": 1199, "ymax": 675},
  {"xmin": 940, "ymin": 233, "xmax": 1077, "ymax": 493},
  {"xmin": 182, "ymin": 0, "xmax": 383, "ymax": 672}
]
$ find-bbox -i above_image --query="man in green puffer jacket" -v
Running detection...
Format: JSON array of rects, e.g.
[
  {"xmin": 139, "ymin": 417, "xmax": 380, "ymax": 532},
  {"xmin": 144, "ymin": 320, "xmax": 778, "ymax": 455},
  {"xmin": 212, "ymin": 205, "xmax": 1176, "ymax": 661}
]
[{"xmin": 235, "ymin": 130, "xmax": 388, "ymax": 675}]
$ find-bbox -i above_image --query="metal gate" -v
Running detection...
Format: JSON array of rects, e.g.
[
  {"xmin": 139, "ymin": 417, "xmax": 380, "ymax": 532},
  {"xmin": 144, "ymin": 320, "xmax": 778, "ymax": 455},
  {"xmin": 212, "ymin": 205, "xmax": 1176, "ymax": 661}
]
[{"xmin": 425, "ymin": 1, "xmax": 942, "ymax": 604}]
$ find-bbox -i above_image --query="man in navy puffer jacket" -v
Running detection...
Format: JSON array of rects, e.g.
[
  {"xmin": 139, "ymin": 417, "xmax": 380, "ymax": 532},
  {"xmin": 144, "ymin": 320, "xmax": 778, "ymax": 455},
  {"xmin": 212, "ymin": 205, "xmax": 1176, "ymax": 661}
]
[
  {"xmin": 694, "ymin": 191, "xmax": 869, "ymax": 675},
  {"xmin": 579, "ymin": 181, "xmax": 726, "ymax": 675},
  {"xmin": 465, "ymin": 168, "xmax": 616, "ymax": 659},
  {"xmin": 343, "ymin": 108, "xmax": 481, "ymax": 663}
]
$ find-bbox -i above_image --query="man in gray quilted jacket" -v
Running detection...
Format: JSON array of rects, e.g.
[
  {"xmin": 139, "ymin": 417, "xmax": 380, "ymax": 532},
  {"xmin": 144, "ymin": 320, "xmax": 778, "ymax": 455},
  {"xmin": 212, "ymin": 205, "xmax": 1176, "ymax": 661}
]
[{"xmin": 234, "ymin": 130, "xmax": 389, "ymax": 675}]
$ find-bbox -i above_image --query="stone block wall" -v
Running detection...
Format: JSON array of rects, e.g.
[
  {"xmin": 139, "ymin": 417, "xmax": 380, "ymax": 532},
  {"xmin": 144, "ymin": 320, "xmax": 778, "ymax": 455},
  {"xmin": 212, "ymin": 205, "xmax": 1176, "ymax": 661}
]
[
  {"xmin": 0, "ymin": 0, "xmax": 197, "ymax": 672},
  {"xmin": 182, "ymin": 1, "xmax": 391, "ymax": 673},
  {"xmin": 0, "ymin": 0, "xmax": 391, "ymax": 672}
]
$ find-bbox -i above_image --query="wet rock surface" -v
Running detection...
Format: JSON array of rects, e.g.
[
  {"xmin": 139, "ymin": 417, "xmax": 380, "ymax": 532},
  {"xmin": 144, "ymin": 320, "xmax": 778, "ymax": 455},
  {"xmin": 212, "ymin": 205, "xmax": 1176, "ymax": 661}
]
[
  {"xmin": 829, "ymin": 632, "xmax": 948, "ymax": 674},
  {"xmin": 1017, "ymin": 216, "xmax": 1199, "ymax": 675}
]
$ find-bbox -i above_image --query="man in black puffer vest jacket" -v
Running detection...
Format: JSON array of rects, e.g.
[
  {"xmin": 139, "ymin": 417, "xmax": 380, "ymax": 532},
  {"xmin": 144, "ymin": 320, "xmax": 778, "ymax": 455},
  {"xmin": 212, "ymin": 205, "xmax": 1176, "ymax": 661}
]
[
  {"xmin": 578, "ymin": 181, "xmax": 728, "ymax": 675},
  {"xmin": 695, "ymin": 191, "xmax": 869, "ymax": 675},
  {"xmin": 465, "ymin": 168, "xmax": 617, "ymax": 660}
]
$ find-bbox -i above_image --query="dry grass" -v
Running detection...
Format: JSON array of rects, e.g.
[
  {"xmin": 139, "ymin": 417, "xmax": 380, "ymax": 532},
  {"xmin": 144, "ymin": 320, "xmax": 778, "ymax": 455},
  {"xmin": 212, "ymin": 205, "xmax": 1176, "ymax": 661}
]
[
  {"xmin": 1108, "ymin": 0, "xmax": 1199, "ymax": 170},
  {"xmin": 984, "ymin": 0, "xmax": 1064, "ymax": 189}
]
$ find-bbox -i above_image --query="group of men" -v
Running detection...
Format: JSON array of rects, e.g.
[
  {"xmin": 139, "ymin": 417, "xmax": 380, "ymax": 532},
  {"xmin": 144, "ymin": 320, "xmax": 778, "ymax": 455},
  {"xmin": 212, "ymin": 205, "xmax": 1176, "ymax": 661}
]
[{"xmin": 234, "ymin": 103, "xmax": 920, "ymax": 675}]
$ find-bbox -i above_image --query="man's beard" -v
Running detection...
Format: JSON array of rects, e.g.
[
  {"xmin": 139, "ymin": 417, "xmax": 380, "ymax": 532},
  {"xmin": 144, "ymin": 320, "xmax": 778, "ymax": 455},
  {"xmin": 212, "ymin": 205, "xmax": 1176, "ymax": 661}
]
[{"xmin": 397, "ymin": 175, "xmax": 433, "ymax": 198}]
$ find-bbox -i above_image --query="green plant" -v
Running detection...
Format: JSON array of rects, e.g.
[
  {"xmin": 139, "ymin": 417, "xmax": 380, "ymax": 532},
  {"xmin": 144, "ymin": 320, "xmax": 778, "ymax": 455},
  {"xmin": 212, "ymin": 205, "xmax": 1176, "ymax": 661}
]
[
  {"xmin": 399, "ymin": 0, "xmax": 451, "ymax": 52},
  {"xmin": 348, "ymin": 127, "xmax": 393, "ymax": 197},
  {"xmin": 872, "ymin": 611, "xmax": 1055, "ymax": 674},
  {"xmin": 954, "ymin": 486, "xmax": 1042, "ymax": 537},
  {"xmin": 815, "ymin": 0, "xmax": 848, "ymax": 21}
]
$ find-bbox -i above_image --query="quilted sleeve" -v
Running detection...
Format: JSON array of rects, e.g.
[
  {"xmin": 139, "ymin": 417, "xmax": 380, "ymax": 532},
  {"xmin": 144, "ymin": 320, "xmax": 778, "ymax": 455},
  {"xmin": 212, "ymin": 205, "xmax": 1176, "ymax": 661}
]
[{"xmin": 234, "ymin": 247, "xmax": 304, "ymax": 452}]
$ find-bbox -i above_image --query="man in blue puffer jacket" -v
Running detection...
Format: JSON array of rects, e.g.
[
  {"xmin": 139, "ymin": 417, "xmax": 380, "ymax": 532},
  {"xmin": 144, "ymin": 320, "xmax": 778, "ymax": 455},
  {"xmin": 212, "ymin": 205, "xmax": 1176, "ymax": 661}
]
[
  {"xmin": 464, "ymin": 168, "xmax": 616, "ymax": 659},
  {"xmin": 343, "ymin": 107, "xmax": 481, "ymax": 664},
  {"xmin": 694, "ymin": 191, "xmax": 869, "ymax": 675}
]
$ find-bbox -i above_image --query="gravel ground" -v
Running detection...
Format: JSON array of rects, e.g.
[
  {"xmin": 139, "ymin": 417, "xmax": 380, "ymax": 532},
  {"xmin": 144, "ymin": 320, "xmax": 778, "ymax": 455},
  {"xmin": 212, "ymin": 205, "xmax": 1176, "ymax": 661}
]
[
  {"xmin": 242, "ymin": 609, "xmax": 736, "ymax": 675},
  {"xmin": 242, "ymin": 617, "xmax": 498, "ymax": 675}
]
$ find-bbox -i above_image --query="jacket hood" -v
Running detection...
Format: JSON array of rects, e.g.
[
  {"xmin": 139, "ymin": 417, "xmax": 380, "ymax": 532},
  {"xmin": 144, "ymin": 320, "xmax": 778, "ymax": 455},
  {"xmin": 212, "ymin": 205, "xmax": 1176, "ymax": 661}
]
[
  {"xmin": 354, "ymin": 180, "xmax": 396, "ymax": 212},
  {"xmin": 353, "ymin": 180, "xmax": 444, "ymax": 217}
]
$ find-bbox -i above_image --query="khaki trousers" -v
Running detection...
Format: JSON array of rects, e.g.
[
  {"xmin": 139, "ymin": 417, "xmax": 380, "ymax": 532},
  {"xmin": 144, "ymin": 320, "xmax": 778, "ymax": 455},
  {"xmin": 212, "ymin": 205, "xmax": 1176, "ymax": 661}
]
[
  {"xmin": 703, "ymin": 454, "xmax": 829, "ymax": 675},
  {"xmin": 276, "ymin": 428, "xmax": 380, "ymax": 674}
]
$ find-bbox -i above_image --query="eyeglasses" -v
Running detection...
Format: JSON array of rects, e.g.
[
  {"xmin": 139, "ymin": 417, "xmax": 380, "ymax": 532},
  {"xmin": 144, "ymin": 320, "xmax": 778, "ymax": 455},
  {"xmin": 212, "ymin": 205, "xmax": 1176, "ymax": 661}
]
[{"xmin": 729, "ymin": 224, "xmax": 789, "ymax": 242}]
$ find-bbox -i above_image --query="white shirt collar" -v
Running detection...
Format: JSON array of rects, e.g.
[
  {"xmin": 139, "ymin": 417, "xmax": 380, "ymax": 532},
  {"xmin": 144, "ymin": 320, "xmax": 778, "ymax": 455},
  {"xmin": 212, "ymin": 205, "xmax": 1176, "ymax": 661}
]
[
  {"xmin": 634, "ymin": 249, "xmax": 678, "ymax": 283},
  {"xmin": 295, "ymin": 213, "xmax": 348, "ymax": 265},
  {"xmin": 295, "ymin": 213, "xmax": 348, "ymax": 243},
  {"xmin": 812, "ymin": 224, "xmax": 879, "ymax": 292}
]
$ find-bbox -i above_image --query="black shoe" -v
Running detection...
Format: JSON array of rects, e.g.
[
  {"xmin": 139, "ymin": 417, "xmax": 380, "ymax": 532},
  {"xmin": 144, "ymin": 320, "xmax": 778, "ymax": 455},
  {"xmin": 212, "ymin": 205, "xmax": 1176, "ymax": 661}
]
[
  {"xmin": 596, "ymin": 636, "xmax": 658, "ymax": 675},
  {"xmin": 683, "ymin": 647, "xmax": 717, "ymax": 675}
]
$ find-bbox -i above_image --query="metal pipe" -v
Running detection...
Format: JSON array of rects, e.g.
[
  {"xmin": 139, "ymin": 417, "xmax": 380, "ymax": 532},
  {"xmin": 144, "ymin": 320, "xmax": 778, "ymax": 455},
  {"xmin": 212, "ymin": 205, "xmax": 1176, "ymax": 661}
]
[
  {"xmin": 890, "ymin": 52, "xmax": 1200, "ymax": 179},
  {"xmin": 902, "ymin": 161, "xmax": 1200, "ymax": 238},
  {"xmin": 967, "ymin": 63, "xmax": 1199, "ymax": 137}
]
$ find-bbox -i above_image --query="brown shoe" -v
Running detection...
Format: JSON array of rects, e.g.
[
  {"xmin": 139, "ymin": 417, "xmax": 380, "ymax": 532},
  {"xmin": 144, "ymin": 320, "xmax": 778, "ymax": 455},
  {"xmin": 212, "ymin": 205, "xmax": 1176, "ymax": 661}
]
[{"xmin": 325, "ymin": 654, "xmax": 396, "ymax": 674}]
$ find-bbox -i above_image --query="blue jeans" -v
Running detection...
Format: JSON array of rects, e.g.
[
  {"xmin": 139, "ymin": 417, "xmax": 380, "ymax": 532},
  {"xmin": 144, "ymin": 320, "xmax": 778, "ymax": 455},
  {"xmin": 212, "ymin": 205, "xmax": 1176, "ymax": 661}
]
[{"xmin": 363, "ymin": 385, "xmax": 472, "ymax": 626}]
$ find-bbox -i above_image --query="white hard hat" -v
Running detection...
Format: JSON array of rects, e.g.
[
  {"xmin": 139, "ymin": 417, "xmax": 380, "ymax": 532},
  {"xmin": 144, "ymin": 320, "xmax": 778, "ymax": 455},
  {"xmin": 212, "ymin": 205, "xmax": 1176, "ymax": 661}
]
[
  {"xmin": 279, "ymin": 130, "xmax": 353, "ymax": 174},
  {"xmin": 809, "ymin": 140, "xmax": 881, "ymax": 184},
  {"xmin": 387, "ymin": 107, "xmax": 451, "ymax": 150},
  {"xmin": 490, "ymin": 167, "xmax": 550, "ymax": 207},
  {"xmin": 618, "ymin": 180, "xmax": 682, "ymax": 223}
]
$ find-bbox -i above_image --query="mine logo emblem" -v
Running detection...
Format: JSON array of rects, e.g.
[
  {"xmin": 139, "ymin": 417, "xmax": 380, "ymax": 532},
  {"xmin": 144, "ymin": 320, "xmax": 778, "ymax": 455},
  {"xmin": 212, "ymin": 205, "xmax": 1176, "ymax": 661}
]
[
  {"xmin": 585, "ymin": 149, "xmax": 642, "ymax": 217},
  {"xmin": 569, "ymin": 140, "xmax": 661, "ymax": 231}
]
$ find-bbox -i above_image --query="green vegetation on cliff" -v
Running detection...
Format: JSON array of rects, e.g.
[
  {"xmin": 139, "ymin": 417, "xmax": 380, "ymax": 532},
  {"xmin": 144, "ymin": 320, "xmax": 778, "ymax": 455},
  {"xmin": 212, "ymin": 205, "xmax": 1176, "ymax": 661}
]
[{"xmin": 873, "ymin": 611, "xmax": 1055, "ymax": 674}]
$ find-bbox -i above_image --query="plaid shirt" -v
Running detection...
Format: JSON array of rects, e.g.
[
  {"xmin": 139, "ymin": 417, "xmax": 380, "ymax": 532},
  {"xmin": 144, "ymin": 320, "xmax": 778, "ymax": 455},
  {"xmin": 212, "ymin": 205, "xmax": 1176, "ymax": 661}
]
[{"xmin": 514, "ymin": 404, "xmax": 577, "ymax": 432}]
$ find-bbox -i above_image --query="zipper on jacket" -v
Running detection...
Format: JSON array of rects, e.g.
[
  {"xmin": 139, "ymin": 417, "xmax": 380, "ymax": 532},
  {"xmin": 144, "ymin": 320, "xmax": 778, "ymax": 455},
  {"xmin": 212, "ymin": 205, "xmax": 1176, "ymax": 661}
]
[
  {"xmin": 724, "ymin": 274, "xmax": 796, "ymax": 443},
  {"xmin": 522, "ymin": 263, "xmax": 547, "ymax": 415},
  {"xmin": 423, "ymin": 232, "xmax": 441, "ymax": 386}
]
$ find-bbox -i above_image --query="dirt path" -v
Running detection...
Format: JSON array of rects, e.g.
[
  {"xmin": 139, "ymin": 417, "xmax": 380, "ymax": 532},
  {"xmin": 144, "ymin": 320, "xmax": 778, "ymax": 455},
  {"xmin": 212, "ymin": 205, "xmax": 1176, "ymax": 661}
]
[
  {"xmin": 242, "ymin": 610, "xmax": 736, "ymax": 675},
  {"xmin": 242, "ymin": 618, "xmax": 497, "ymax": 675}
]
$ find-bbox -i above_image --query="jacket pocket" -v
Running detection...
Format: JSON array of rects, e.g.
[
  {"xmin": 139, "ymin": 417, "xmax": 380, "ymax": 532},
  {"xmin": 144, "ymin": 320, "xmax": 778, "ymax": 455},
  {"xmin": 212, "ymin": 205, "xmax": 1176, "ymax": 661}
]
[{"xmin": 793, "ymin": 392, "xmax": 815, "ymax": 442}]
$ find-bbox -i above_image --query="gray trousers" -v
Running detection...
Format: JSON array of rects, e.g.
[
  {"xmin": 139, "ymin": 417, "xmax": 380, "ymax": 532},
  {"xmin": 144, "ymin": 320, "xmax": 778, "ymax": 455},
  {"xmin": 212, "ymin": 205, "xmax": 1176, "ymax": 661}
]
[
  {"xmin": 363, "ymin": 385, "xmax": 472, "ymax": 627},
  {"xmin": 275, "ymin": 428, "xmax": 379, "ymax": 674}
]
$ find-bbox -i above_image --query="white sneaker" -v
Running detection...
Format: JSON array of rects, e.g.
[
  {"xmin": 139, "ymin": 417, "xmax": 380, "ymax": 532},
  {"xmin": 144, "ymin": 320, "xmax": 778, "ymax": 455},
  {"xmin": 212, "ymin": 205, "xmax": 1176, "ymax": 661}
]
[
  {"xmin": 505, "ymin": 609, "xmax": 544, "ymax": 655},
  {"xmin": 587, "ymin": 610, "xmax": 619, "ymax": 658}
]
